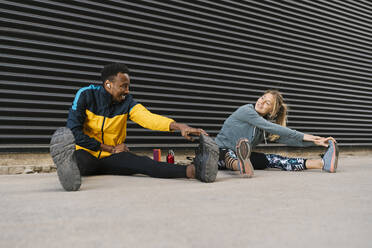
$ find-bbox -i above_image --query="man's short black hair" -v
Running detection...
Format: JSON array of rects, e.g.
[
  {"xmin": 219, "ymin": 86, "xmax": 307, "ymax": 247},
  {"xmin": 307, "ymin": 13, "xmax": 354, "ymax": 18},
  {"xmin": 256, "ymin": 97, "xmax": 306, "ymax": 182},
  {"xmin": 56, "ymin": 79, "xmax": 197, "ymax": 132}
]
[{"xmin": 101, "ymin": 63, "xmax": 130, "ymax": 84}]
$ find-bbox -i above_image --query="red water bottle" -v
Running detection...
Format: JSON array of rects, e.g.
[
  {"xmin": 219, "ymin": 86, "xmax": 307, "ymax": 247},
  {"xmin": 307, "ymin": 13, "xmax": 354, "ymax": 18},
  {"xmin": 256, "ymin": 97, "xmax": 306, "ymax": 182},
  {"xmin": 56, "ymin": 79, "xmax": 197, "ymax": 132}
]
[{"xmin": 166, "ymin": 150, "xmax": 175, "ymax": 164}]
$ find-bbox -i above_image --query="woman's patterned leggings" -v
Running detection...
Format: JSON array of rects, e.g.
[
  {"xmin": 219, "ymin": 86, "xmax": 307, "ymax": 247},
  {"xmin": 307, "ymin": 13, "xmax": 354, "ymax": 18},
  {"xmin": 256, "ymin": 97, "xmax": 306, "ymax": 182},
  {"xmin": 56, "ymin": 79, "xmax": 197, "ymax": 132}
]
[
  {"xmin": 265, "ymin": 154, "xmax": 307, "ymax": 171},
  {"xmin": 218, "ymin": 148, "xmax": 307, "ymax": 171}
]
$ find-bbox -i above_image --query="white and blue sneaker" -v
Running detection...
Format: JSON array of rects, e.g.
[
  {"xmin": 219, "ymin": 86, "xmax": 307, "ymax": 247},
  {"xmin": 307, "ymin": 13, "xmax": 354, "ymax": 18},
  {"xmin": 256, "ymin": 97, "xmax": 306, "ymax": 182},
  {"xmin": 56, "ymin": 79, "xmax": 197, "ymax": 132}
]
[{"xmin": 322, "ymin": 140, "xmax": 339, "ymax": 173}]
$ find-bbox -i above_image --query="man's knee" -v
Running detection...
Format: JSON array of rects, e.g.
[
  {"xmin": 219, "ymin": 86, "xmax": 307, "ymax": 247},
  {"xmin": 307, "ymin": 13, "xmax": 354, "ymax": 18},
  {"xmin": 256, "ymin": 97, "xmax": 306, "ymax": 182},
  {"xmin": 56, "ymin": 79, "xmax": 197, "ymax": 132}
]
[{"xmin": 74, "ymin": 149, "xmax": 100, "ymax": 175}]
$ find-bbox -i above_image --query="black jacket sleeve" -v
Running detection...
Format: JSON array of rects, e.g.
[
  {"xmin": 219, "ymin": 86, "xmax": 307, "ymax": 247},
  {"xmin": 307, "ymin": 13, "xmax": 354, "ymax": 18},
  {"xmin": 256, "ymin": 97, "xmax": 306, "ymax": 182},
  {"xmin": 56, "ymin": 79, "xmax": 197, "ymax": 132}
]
[{"xmin": 66, "ymin": 91, "xmax": 101, "ymax": 151}]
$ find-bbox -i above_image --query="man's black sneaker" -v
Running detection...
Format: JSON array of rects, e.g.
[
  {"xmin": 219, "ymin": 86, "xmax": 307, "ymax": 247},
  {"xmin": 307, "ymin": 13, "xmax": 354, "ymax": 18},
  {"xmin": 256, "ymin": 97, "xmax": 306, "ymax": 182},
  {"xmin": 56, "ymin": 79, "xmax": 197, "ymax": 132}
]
[
  {"xmin": 50, "ymin": 127, "xmax": 81, "ymax": 191},
  {"xmin": 194, "ymin": 134, "xmax": 219, "ymax": 183}
]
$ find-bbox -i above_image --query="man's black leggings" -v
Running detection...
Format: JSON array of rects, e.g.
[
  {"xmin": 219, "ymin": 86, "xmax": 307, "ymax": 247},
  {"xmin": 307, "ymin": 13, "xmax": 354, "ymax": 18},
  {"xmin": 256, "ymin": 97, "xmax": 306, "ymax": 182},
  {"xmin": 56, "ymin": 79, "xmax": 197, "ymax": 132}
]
[{"xmin": 74, "ymin": 149, "xmax": 187, "ymax": 178}]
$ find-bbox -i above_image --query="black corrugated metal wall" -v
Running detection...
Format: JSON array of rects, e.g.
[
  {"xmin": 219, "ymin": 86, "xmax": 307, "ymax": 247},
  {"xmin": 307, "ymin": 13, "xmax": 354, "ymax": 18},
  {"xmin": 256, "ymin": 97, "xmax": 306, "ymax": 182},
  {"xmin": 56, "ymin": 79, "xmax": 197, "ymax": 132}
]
[{"xmin": 1, "ymin": 0, "xmax": 372, "ymax": 151}]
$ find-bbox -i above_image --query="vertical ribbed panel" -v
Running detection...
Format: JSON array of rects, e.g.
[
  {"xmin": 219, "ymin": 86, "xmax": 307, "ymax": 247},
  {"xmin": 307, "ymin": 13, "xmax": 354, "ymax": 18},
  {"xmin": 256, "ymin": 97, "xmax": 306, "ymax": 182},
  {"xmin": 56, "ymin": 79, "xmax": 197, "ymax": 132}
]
[{"xmin": 1, "ymin": 0, "xmax": 371, "ymax": 151}]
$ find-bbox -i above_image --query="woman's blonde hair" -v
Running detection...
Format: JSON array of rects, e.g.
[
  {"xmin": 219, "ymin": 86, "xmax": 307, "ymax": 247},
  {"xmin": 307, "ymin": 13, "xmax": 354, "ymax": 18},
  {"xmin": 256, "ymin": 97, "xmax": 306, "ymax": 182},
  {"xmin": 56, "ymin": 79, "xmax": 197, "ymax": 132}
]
[{"xmin": 263, "ymin": 90, "xmax": 288, "ymax": 141}]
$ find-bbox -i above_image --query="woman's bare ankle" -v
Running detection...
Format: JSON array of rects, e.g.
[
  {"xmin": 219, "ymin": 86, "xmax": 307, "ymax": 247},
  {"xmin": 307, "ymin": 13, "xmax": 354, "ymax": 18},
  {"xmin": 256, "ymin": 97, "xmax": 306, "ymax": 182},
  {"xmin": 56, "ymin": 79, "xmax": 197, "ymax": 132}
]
[{"xmin": 232, "ymin": 160, "xmax": 239, "ymax": 171}]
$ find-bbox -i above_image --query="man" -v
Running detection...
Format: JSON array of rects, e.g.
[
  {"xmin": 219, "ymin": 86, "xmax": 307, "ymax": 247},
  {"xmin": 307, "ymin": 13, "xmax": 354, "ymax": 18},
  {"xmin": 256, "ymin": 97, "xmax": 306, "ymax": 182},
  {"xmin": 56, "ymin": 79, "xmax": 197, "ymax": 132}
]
[{"xmin": 50, "ymin": 63, "xmax": 219, "ymax": 191}]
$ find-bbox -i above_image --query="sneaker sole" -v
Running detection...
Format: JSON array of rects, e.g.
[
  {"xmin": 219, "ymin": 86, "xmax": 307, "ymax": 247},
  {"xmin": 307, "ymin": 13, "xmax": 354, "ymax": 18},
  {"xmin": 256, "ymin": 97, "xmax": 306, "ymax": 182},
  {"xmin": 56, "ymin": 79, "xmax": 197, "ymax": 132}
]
[
  {"xmin": 329, "ymin": 141, "xmax": 339, "ymax": 173},
  {"xmin": 199, "ymin": 134, "xmax": 219, "ymax": 183},
  {"xmin": 236, "ymin": 139, "xmax": 254, "ymax": 178},
  {"xmin": 50, "ymin": 127, "xmax": 81, "ymax": 191}
]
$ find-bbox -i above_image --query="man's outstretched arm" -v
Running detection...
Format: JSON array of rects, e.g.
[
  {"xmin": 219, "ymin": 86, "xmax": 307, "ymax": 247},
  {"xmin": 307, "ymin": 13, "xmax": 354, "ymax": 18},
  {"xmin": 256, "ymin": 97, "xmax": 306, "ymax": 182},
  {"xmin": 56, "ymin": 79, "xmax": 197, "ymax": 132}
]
[
  {"xmin": 169, "ymin": 122, "xmax": 207, "ymax": 141},
  {"xmin": 129, "ymin": 103, "xmax": 208, "ymax": 140}
]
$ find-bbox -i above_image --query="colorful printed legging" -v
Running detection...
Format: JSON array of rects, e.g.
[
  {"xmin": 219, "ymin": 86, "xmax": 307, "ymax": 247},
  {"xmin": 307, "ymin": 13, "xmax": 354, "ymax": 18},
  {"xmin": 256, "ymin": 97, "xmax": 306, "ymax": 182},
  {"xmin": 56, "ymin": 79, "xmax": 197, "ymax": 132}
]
[
  {"xmin": 265, "ymin": 153, "xmax": 307, "ymax": 171},
  {"xmin": 218, "ymin": 149, "xmax": 307, "ymax": 171}
]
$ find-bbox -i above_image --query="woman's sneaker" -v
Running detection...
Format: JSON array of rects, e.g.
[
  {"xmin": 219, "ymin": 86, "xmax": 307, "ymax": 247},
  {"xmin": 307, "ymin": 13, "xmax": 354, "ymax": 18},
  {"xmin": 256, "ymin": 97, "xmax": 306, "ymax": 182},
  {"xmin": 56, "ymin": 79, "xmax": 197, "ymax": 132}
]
[
  {"xmin": 235, "ymin": 138, "xmax": 254, "ymax": 178},
  {"xmin": 50, "ymin": 127, "xmax": 81, "ymax": 191},
  {"xmin": 194, "ymin": 135, "xmax": 219, "ymax": 183},
  {"xmin": 322, "ymin": 140, "xmax": 339, "ymax": 173}
]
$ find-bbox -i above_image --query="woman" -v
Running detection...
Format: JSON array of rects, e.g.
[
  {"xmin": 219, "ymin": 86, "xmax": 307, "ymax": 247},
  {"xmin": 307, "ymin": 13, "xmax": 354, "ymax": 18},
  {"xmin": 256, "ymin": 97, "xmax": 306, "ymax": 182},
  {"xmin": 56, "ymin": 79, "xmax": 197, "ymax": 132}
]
[{"xmin": 215, "ymin": 90, "xmax": 339, "ymax": 177}]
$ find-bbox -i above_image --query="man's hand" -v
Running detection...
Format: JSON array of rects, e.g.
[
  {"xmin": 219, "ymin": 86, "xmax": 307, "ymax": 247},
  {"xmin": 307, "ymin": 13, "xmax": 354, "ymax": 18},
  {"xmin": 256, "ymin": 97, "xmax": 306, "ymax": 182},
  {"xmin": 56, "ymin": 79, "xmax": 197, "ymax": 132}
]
[
  {"xmin": 100, "ymin": 143, "xmax": 129, "ymax": 154},
  {"xmin": 169, "ymin": 122, "xmax": 208, "ymax": 141},
  {"xmin": 113, "ymin": 143, "xmax": 130, "ymax": 153}
]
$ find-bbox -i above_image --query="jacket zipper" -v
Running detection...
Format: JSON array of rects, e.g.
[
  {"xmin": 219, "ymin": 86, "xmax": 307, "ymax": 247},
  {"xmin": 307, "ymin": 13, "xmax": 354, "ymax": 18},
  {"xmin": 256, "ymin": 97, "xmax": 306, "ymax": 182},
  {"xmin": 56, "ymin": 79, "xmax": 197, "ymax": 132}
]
[{"xmin": 97, "ymin": 116, "xmax": 106, "ymax": 159}]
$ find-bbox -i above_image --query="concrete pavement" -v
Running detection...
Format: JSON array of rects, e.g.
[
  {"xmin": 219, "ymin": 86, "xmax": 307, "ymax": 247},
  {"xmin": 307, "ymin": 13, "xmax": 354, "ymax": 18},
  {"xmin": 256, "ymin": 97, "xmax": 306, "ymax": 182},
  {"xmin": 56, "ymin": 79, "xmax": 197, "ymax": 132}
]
[{"xmin": 0, "ymin": 155, "xmax": 371, "ymax": 248}]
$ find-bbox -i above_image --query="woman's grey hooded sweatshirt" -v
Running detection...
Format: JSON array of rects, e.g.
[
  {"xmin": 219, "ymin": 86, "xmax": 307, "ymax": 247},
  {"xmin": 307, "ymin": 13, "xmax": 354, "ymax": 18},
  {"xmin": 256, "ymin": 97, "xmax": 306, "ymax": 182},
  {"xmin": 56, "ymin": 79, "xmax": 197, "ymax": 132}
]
[{"xmin": 215, "ymin": 104, "xmax": 314, "ymax": 150}]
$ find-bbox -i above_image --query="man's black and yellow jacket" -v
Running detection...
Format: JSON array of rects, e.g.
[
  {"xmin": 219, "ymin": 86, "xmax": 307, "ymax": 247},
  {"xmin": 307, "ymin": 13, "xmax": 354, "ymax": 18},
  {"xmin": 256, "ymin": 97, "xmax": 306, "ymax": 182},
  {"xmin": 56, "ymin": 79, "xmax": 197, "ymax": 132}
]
[{"xmin": 66, "ymin": 84, "xmax": 174, "ymax": 159}]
